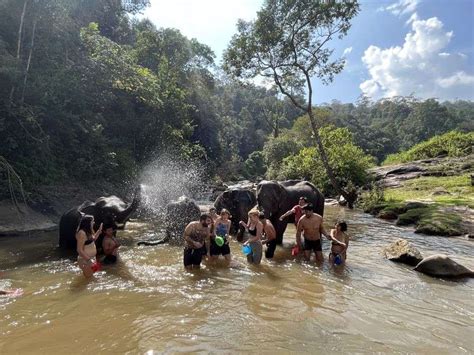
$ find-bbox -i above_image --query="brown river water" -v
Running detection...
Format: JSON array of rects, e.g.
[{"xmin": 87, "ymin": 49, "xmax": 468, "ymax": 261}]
[{"xmin": 1, "ymin": 205, "xmax": 473, "ymax": 353}]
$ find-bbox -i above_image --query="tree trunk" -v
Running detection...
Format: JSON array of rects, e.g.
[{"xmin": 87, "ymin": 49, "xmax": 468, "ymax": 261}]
[
  {"xmin": 307, "ymin": 107, "xmax": 356, "ymax": 208},
  {"xmin": 20, "ymin": 19, "xmax": 36, "ymax": 104},
  {"xmin": 10, "ymin": 0, "xmax": 29, "ymax": 103}
]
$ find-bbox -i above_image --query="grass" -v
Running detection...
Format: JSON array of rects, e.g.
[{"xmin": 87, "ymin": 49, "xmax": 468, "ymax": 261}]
[{"xmin": 384, "ymin": 174, "xmax": 474, "ymax": 208}]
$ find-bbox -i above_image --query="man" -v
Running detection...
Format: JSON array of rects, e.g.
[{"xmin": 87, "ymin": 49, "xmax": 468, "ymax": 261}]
[
  {"xmin": 295, "ymin": 203, "xmax": 329, "ymax": 263},
  {"xmin": 279, "ymin": 196, "xmax": 308, "ymax": 225},
  {"xmin": 259, "ymin": 212, "xmax": 277, "ymax": 259},
  {"xmin": 183, "ymin": 213, "xmax": 212, "ymax": 269}
]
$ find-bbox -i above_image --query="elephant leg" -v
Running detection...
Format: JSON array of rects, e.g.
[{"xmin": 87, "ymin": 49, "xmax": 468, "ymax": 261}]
[{"xmin": 274, "ymin": 219, "xmax": 288, "ymax": 245}]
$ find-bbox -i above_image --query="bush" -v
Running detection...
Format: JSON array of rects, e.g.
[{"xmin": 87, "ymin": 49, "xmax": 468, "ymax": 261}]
[
  {"xmin": 244, "ymin": 151, "xmax": 266, "ymax": 178},
  {"xmin": 383, "ymin": 131, "xmax": 474, "ymax": 165},
  {"xmin": 358, "ymin": 182, "xmax": 385, "ymax": 213},
  {"xmin": 279, "ymin": 126, "xmax": 375, "ymax": 196}
]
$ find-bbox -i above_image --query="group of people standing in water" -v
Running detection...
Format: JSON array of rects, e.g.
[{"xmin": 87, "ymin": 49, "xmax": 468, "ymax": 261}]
[
  {"xmin": 73, "ymin": 196, "xmax": 350, "ymax": 276},
  {"xmin": 182, "ymin": 197, "xmax": 350, "ymax": 270}
]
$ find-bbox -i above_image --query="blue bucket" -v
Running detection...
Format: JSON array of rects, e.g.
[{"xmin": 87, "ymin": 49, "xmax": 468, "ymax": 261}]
[{"xmin": 242, "ymin": 245, "xmax": 252, "ymax": 256}]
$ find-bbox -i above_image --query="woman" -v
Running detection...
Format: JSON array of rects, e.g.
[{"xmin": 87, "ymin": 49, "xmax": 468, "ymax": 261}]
[
  {"xmin": 210, "ymin": 209, "xmax": 232, "ymax": 262},
  {"xmin": 76, "ymin": 215, "xmax": 102, "ymax": 277},
  {"xmin": 328, "ymin": 220, "xmax": 349, "ymax": 265},
  {"xmin": 239, "ymin": 209, "xmax": 263, "ymax": 265}
]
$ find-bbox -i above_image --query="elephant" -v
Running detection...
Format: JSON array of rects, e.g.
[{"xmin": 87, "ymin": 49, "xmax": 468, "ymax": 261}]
[
  {"xmin": 59, "ymin": 189, "xmax": 140, "ymax": 250},
  {"xmin": 163, "ymin": 196, "xmax": 201, "ymax": 245},
  {"xmin": 214, "ymin": 188, "xmax": 257, "ymax": 235},
  {"xmin": 257, "ymin": 180, "xmax": 325, "ymax": 244},
  {"xmin": 414, "ymin": 254, "xmax": 474, "ymax": 278}
]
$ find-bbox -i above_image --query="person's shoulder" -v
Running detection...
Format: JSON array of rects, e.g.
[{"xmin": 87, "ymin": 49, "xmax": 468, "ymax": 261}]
[
  {"xmin": 313, "ymin": 213, "xmax": 323, "ymax": 219},
  {"xmin": 76, "ymin": 229, "xmax": 86, "ymax": 239},
  {"xmin": 186, "ymin": 221, "xmax": 199, "ymax": 228}
]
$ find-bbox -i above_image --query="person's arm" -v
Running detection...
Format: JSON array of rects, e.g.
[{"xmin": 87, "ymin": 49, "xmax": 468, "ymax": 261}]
[
  {"xmin": 296, "ymin": 219, "xmax": 304, "ymax": 248},
  {"xmin": 279, "ymin": 207, "xmax": 296, "ymax": 221},
  {"xmin": 319, "ymin": 222, "xmax": 330, "ymax": 239},
  {"xmin": 327, "ymin": 229, "xmax": 346, "ymax": 248},
  {"xmin": 76, "ymin": 231, "xmax": 93, "ymax": 262},
  {"xmin": 93, "ymin": 223, "xmax": 103, "ymax": 240}
]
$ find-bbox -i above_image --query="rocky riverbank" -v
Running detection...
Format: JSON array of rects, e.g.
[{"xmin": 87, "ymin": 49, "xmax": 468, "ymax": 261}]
[{"xmin": 365, "ymin": 154, "xmax": 473, "ymax": 237}]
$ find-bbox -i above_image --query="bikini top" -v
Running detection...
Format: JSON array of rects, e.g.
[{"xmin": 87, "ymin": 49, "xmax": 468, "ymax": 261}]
[{"xmin": 248, "ymin": 225, "xmax": 257, "ymax": 236}]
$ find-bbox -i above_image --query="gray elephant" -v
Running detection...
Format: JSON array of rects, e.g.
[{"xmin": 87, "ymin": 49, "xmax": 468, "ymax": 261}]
[
  {"xmin": 59, "ymin": 189, "xmax": 140, "ymax": 250},
  {"xmin": 257, "ymin": 180, "xmax": 325, "ymax": 244},
  {"xmin": 214, "ymin": 188, "xmax": 257, "ymax": 235},
  {"xmin": 164, "ymin": 196, "xmax": 201, "ymax": 245}
]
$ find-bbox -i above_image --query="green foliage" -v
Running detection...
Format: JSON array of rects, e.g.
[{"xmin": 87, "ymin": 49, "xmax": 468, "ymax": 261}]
[
  {"xmin": 383, "ymin": 131, "xmax": 474, "ymax": 165},
  {"xmin": 279, "ymin": 126, "xmax": 375, "ymax": 195},
  {"xmin": 244, "ymin": 151, "xmax": 266, "ymax": 178},
  {"xmin": 358, "ymin": 183, "xmax": 385, "ymax": 213}
]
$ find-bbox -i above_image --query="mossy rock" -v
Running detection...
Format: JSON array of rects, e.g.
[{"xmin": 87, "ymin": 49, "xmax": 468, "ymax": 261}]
[
  {"xmin": 415, "ymin": 211, "xmax": 465, "ymax": 236},
  {"xmin": 396, "ymin": 207, "xmax": 430, "ymax": 226},
  {"xmin": 404, "ymin": 202, "xmax": 428, "ymax": 210}
]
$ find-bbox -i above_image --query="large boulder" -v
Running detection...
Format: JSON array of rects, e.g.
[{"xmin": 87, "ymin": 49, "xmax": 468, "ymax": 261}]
[
  {"xmin": 383, "ymin": 239, "xmax": 423, "ymax": 266},
  {"xmin": 414, "ymin": 254, "xmax": 474, "ymax": 279}
]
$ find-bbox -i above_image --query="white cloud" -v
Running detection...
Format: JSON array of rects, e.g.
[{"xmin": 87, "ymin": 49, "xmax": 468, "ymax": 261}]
[
  {"xmin": 142, "ymin": 0, "xmax": 263, "ymax": 60},
  {"xmin": 380, "ymin": 0, "xmax": 419, "ymax": 16},
  {"xmin": 437, "ymin": 71, "xmax": 474, "ymax": 88},
  {"xmin": 343, "ymin": 47, "xmax": 353, "ymax": 56},
  {"xmin": 360, "ymin": 15, "xmax": 474, "ymax": 100}
]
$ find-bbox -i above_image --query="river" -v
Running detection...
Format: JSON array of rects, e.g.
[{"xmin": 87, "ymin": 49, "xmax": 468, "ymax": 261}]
[{"xmin": 0, "ymin": 205, "xmax": 473, "ymax": 353}]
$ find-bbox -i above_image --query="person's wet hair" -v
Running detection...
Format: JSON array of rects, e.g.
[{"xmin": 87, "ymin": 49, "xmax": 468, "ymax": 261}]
[
  {"xmin": 302, "ymin": 203, "xmax": 313, "ymax": 211},
  {"xmin": 220, "ymin": 208, "xmax": 231, "ymax": 217},
  {"xmin": 299, "ymin": 196, "xmax": 308, "ymax": 202},
  {"xmin": 200, "ymin": 213, "xmax": 212, "ymax": 221},
  {"xmin": 78, "ymin": 215, "xmax": 94, "ymax": 236},
  {"xmin": 209, "ymin": 207, "xmax": 216, "ymax": 213},
  {"xmin": 336, "ymin": 220, "xmax": 348, "ymax": 232}
]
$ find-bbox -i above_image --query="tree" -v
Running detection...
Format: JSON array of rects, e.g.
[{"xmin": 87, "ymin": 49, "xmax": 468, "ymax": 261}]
[{"xmin": 224, "ymin": 0, "xmax": 359, "ymax": 206}]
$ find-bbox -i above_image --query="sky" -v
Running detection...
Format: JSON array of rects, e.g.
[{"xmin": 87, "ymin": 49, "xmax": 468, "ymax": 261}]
[{"xmin": 143, "ymin": 0, "xmax": 474, "ymax": 103}]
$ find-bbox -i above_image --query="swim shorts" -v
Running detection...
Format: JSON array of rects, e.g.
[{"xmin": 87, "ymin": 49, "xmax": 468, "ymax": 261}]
[
  {"xmin": 265, "ymin": 239, "xmax": 277, "ymax": 259},
  {"xmin": 209, "ymin": 238, "xmax": 231, "ymax": 256},
  {"xmin": 183, "ymin": 246, "xmax": 207, "ymax": 267},
  {"xmin": 303, "ymin": 238, "xmax": 322, "ymax": 252}
]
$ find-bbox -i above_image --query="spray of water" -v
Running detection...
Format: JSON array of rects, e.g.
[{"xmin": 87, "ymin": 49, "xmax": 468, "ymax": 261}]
[{"xmin": 139, "ymin": 155, "xmax": 208, "ymax": 217}]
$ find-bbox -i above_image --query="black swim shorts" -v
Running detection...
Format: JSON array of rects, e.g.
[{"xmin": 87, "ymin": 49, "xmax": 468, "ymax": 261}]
[
  {"xmin": 183, "ymin": 246, "xmax": 206, "ymax": 267},
  {"xmin": 265, "ymin": 239, "xmax": 277, "ymax": 259},
  {"xmin": 303, "ymin": 238, "xmax": 322, "ymax": 252},
  {"xmin": 210, "ymin": 239, "xmax": 231, "ymax": 256}
]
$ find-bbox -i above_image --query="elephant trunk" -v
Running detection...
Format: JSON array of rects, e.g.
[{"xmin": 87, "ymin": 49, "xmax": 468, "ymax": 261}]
[{"xmin": 116, "ymin": 187, "xmax": 141, "ymax": 224}]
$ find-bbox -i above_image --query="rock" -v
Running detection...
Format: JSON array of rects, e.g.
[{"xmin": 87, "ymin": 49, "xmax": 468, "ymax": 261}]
[
  {"xmin": 405, "ymin": 201, "xmax": 428, "ymax": 210},
  {"xmin": 414, "ymin": 254, "xmax": 474, "ymax": 278},
  {"xmin": 383, "ymin": 239, "xmax": 423, "ymax": 266},
  {"xmin": 0, "ymin": 201, "xmax": 57, "ymax": 235},
  {"xmin": 431, "ymin": 187, "xmax": 451, "ymax": 196},
  {"xmin": 377, "ymin": 210, "xmax": 398, "ymax": 220}
]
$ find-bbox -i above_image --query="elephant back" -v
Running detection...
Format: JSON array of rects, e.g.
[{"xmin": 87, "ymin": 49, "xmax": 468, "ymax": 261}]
[{"xmin": 58, "ymin": 207, "xmax": 83, "ymax": 249}]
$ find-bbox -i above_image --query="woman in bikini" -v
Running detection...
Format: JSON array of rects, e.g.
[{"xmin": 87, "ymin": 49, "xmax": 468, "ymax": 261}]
[
  {"xmin": 76, "ymin": 215, "xmax": 103, "ymax": 277},
  {"xmin": 328, "ymin": 220, "xmax": 349, "ymax": 265},
  {"xmin": 210, "ymin": 209, "xmax": 232, "ymax": 262},
  {"xmin": 239, "ymin": 209, "xmax": 263, "ymax": 265}
]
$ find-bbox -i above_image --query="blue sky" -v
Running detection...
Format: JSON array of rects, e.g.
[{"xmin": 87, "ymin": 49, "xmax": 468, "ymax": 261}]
[{"xmin": 143, "ymin": 0, "xmax": 474, "ymax": 103}]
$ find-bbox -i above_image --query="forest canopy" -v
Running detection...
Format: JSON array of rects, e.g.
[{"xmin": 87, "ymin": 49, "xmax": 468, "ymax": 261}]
[{"xmin": 0, "ymin": 0, "xmax": 472, "ymax": 201}]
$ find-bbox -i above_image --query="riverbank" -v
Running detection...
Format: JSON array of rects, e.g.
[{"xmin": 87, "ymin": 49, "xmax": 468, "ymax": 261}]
[{"xmin": 366, "ymin": 155, "xmax": 473, "ymax": 237}]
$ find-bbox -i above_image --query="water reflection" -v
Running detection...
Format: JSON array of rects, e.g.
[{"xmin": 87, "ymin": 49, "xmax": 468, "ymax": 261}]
[{"xmin": 0, "ymin": 205, "xmax": 473, "ymax": 353}]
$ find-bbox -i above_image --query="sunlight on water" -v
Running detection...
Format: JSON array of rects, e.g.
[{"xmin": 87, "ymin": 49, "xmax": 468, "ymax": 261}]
[{"xmin": 0, "ymin": 206, "xmax": 473, "ymax": 353}]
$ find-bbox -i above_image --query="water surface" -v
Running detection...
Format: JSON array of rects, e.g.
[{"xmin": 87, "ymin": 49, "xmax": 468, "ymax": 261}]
[{"xmin": 1, "ymin": 206, "xmax": 473, "ymax": 353}]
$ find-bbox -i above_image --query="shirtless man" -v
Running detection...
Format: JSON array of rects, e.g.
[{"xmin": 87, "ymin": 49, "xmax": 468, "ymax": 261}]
[
  {"xmin": 296, "ymin": 203, "xmax": 329, "ymax": 263},
  {"xmin": 259, "ymin": 212, "xmax": 277, "ymax": 259},
  {"xmin": 183, "ymin": 213, "xmax": 212, "ymax": 270}
]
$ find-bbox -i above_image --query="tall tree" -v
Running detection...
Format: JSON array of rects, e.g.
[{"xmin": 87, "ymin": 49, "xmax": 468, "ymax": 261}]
[{"xmin": 224, "ymin": 0, "xmax": 359, "ymax": 206}]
